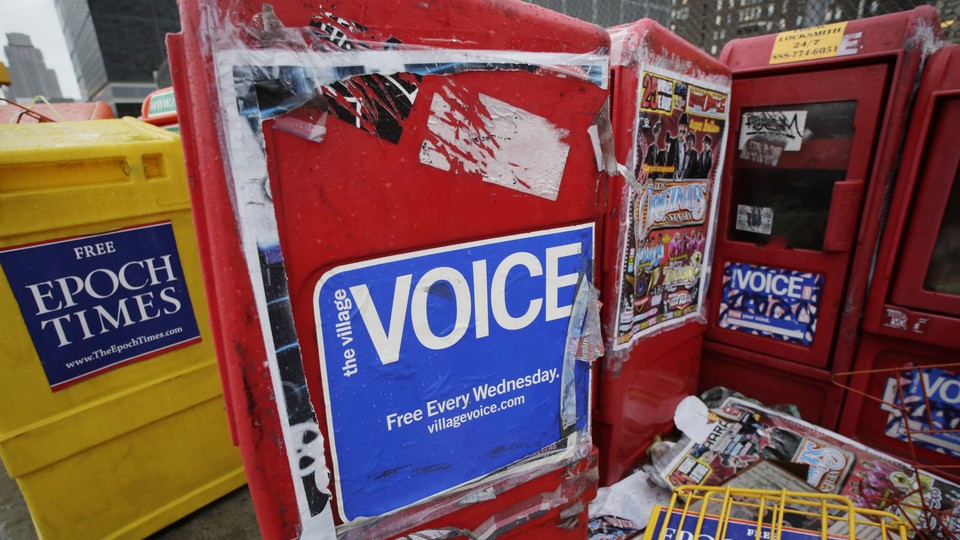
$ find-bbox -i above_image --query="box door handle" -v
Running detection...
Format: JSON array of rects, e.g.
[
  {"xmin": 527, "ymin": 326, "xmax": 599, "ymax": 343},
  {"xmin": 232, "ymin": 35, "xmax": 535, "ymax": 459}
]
[{"xmin": 823, "ymin": 179, "xmax": 865, "ymax": 252}]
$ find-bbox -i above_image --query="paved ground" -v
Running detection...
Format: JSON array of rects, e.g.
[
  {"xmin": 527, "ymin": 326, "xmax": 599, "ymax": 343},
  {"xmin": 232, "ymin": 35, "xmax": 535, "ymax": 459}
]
[{"xmin": 0, "ymin": 468, "xmax": 260, "ymax": 539}]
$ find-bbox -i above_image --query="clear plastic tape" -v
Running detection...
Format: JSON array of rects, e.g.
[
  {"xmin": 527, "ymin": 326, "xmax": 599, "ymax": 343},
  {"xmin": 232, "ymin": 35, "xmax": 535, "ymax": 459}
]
[
  {"xmin": 606, "ymin": 23, "xmax": 731, "ymax": 91},
  {"xmin": 589, "ymin": 97, "xmax": 618, "ymax": 175},
  {"xmin": 562, "ymin": 278, "xmax": 604, "ymax": 432},
  {"xmin": 395, "ymin": 447, "xmax": 598, "ymax": 540},
  {"xmin": 339, "ymin": 438, "xmax": 595, "ymax": 540},
  {"xmin": 197, "ymin": 4, "xmax": 608, "ymax": 538},
  {"xmin": 607, "ymin": 26, "xmax": 634, "ymax": 68},
  {"xmin": 210, "ymin": 4, "xmax": 609, "ymax": 92}
]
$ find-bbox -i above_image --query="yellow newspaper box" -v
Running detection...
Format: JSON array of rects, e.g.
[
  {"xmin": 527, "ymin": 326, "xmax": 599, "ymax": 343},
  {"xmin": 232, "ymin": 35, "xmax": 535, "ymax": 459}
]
[{"xmin": 0, "ymin": 118, "xmax": 244, "ymax": 539}]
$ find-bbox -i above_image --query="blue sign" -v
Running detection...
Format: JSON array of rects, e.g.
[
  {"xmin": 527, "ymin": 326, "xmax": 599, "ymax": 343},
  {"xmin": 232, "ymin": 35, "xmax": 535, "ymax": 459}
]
[
  {"xmin": 0, "ymin": 222, "xmax": 201, "ymax": 390},
  {"xmin": 718, "ymin": 262, "xmax": 823, "ymax": 346},
  {"xmin": 314, "ymin": 223, "xmax": 594, "ymax": 521}
]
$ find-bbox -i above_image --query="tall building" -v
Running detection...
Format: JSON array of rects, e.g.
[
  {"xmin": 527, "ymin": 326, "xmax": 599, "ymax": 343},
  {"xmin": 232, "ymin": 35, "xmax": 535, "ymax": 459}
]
[
  {"xmin": 54, "ymin": 0, "xmax": 180, "ymax": 116},
  {"xmin": 670, "ymin": 0, "xmax": 944, "ymax": 56},
  {"xmin": 3, "ymin": 33, "xmax": 63, "ymax": 101}
]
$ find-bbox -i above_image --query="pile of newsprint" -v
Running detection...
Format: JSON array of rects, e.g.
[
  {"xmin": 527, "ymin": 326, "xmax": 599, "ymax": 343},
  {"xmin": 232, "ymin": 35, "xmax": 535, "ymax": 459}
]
[{"xmin": 589, "ymin": 392, "xmax": 960, "ymax": 540}]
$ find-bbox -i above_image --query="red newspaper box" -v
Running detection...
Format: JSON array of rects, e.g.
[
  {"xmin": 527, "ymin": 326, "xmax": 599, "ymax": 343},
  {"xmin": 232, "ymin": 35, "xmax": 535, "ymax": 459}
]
[
  {"xmin": 595, "ymin": 20, "xmax": 731, "ymax": 486},
  {"xmin": 838, "ymin": 45, "xmax": 960, "ymax": 484},
  {"xmin": 701, "ymin": 7, "xmax": 944, "ymax": 427},
  {"xmin": 168, "ymin": 1, "xmax": 609, "ymax": 538}
]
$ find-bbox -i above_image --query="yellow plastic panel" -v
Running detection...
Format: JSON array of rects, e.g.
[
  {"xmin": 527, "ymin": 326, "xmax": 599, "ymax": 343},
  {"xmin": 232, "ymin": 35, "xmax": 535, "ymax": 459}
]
[
  {"xmin": 0, "ymin": 119, "xmax": 244, "ymax": 539},
  {"xmin": 17, "ymin": 398, "xmax": 244, "ymax": 540}
]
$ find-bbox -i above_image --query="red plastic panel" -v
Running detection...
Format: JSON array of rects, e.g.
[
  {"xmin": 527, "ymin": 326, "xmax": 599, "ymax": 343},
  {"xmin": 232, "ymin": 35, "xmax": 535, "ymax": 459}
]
[
  {"xmin": 596, "ymin": 19, "xmax": 730, "ymax": 486},
  {"xmin": 698, "ymin": 341, "xmax": 844, "ymax": 429},
  {"xmin": 170, "ymin": 0, "xmax": 608, "ymax": 537},
  {"xmin": 396, "ymin": 450, "xmax": 598, "ymax": 539},
  {"xmin": 705, "ymin": 63, "xmax": 887, "ymax": 370},
  {"xmin": 838, "ymin": 333, "xmax": 960, "ymax": 484},
  {"xmin": 596, "ymin": 323, "xmax": 702, "ymax": 485},
  {"xmin": 840, "ymin": 45, "xmax": 960, "ymax": 490},
  {"xmin": 883, "ymin": 49, "xmax": 960, "ymax": 322},
  {"xmin": 720, "ymin": 7, "xmax": 941, "ymax": 73},
  {"xmin": 702, "ymin": 8, "xmax": 943, "ymax": 409}
]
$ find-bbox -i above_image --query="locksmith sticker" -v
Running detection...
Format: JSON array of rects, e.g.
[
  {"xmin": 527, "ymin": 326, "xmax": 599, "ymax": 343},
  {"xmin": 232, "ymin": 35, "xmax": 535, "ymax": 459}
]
[
  {"xmin": 770, "ymin": 22, "xmax": 848, "ymax": 64},
  {"xmin": 718, "ymin": 262, "xmax": 824, "ymax": 346},
  {"xmin": 0, "ymin": 222, "xmax": 201, "ymax": 390},
  {"xmin": 736, "ymin": 204, "xmax": 774, "ymax": 235},
  {"xmin": 313, "ymin": 223, "xmax": 594, "ymax": 522}
]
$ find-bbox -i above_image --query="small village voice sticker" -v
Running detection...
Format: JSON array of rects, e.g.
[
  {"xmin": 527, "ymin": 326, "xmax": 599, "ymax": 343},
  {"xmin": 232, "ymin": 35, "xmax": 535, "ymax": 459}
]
[
  {"xmin": 0, "ymin": 222, "xmax": 201, "ymax": 390},
  {"xmin": 314, "ymin": 223, "xmax": 594, "ymax": 521}
]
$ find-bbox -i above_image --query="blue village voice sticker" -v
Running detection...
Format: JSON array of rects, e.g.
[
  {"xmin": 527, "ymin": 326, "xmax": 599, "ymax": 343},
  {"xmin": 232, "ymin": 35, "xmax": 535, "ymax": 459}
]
[
  {"xmin": 0, "ymin": 222, "xmax": 201, "ymax": 390},
  {"xmin": 718, "ymin": 262, "xmax": 823, "ymax": 346},
  {"xmin": 314, "ymin": 223, "xmax": 594, "ymax": 521}
]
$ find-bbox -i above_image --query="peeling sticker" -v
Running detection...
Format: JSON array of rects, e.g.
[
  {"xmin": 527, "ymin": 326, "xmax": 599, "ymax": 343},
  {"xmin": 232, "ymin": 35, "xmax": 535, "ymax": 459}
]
[
  {"xmin": 735, "ymin": 204, "xmax": 773, "ymax": 235},
  {"xmin": 739, "ymin": 139, "xmax": 784, "ymax": 166},
  {"xmin": 419, "ymin": 84, "xmax": 570, "ymax": 201},
  {"xmin": 396, "ymin": 529, "xmax": 469, "ymax": 540},
  {"xmin": 308, "ymin": 10, "xmax": 402, "ymax": 52},
  {"xmin": 589, "ymin": 98, "xmax": 618, "ymax": 175},
  {"xmin": 274, "ymin": 111, "xmax": 329, "ymax": 143},
  {"xmin": 322, "ymin": 73, "xmax": 421, "ymax": 143}
]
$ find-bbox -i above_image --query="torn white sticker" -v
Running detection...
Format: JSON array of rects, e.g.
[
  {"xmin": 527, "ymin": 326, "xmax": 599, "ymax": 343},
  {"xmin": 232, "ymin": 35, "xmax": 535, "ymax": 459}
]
[
  {"xmin": 419, "ymin": 85, "xmax": 570, "ymax": 201},
  {"xmin": 739, "ymin": 110, "xmax": 807, "ymax": 152},
  {"xmin": 674, "ymin": 396, "xmax": 714, "ymax": 444},
  {"xmin": 739, "ymin": 139, "xmax": 785, "ymax": 166},
  {"xmin": 735, "ymin": 204, "xmax": 774, "ymax": 235}
]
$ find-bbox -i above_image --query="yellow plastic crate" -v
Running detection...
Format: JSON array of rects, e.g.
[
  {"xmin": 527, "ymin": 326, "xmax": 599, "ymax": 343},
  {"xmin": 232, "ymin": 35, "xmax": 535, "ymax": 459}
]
[{"xmin": 0, "ymin": 119, "xmax": 245, "ymax": 539}]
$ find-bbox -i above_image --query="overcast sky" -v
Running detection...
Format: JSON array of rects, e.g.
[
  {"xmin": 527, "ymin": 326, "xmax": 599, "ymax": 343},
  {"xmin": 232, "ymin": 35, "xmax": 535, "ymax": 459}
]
[{"xmin": 0, "ymin": 0, "xmax": 81, "ymax": 99}]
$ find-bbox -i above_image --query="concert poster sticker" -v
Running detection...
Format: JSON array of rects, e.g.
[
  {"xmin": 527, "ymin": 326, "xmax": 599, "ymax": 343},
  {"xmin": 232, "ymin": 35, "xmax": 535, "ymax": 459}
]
[
  {"xmin": 614, "ymin": 67, "xmax": 729, "ymax": 349},
  {"xmin": 718, "ymin": 261, "xmax": 823, "ymax": 346},
  {"xmin": 0, "ymin": 222, "xmax": 201, "ymax": 390},
  {"xmin": 313, "ymin": 224, "xmax": 593, "ymax": 521}
]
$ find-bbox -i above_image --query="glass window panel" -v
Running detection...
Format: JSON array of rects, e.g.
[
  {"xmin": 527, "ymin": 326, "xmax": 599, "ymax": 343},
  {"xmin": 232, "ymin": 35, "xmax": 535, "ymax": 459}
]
[
  {"xmin": 729, "ymin": 101, "xmax": 856, "ymax": 251},
  {"xmin": 923, "ymin": 166, "xmax": 960, "ymax": 295}
]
